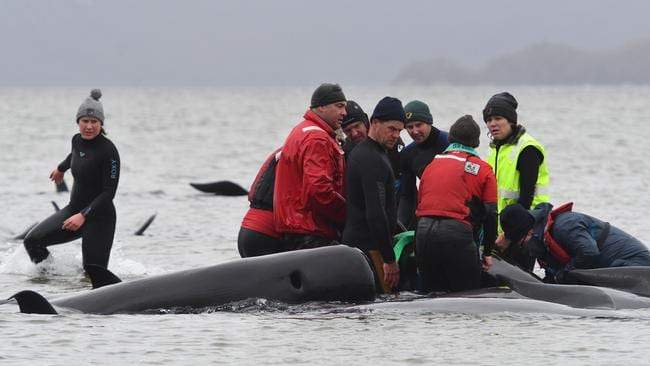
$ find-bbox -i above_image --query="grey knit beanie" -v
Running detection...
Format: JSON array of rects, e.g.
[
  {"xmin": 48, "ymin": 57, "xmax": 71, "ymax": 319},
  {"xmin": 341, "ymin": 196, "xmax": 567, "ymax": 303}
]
[{"xmin": 76, "ymin": 89, "xmax": 104, "ymax": 123}]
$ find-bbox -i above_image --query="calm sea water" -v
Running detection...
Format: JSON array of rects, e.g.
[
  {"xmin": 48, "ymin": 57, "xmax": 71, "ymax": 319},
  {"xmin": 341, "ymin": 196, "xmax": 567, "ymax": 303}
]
[{"xmin": 2, "ymin": 86, "xmax": 650, "ymax": 365}]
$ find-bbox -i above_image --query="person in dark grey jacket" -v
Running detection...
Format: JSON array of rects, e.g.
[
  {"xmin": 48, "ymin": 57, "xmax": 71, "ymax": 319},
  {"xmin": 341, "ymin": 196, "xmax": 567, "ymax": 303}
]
[{"xmin": 495, "ymin": 202, "xmax": 650, "ymax": 280}]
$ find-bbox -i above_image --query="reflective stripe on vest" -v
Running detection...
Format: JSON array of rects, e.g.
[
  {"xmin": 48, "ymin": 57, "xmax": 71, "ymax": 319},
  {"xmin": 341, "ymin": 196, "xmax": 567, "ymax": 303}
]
[
  {"xmin": 542, "ymin": 202, "xmax": 573, "ymax": 266},
  {"xmin": 487, "ymin": 132, "xmax": 550, "ymax": 231}
]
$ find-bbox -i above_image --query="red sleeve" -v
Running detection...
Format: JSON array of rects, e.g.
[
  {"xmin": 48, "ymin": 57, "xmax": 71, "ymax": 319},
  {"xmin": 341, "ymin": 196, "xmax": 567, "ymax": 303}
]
[{"xmin": 301, "ymin": 138, "xmax": 346, "ymax": 224}]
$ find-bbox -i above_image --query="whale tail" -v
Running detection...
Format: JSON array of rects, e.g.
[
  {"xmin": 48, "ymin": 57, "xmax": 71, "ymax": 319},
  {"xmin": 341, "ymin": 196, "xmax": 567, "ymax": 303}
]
[
  {"xmin": 12, "ymin": 222, "xmax": 38, "ymax": 241},
  {"xmin": 134, "ymin": 213, "xmax": 157, "ymax": 236},
  {"xmin": 84, "ymin": 264, "xmax": 122, "ymax": 289},
  {"xmin": 55, "ymin": 179, "xmax": 68, "ymax": 193},
  {"xmin": 8, "ymin": 290, "xmax": 58, "ymax": 314},
  {"xmin": 189, "ymin": 181, "xmax": 248, "ymax": 196}
]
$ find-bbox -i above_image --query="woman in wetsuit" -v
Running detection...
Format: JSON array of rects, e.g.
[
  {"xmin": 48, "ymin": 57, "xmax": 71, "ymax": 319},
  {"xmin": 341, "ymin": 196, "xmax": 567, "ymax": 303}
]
[{"xmin": 23, "ymin": 89, "xmax": 120, "ymax": 270}]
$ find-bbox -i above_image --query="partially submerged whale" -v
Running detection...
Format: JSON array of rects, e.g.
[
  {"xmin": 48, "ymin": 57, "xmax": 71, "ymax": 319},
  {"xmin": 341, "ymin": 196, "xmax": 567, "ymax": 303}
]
[
  {"xmin": 189, "ymin": 181, "xmax": 248, "ymax": 196},
  {"xmin": 486, "ymin": 256, "xmax": 650, "ymax": 309},
  {"xmin": 3, "ymin": 245, "xmax": 376, "ymax": 314},
  {"xmin": 5, "ymin": 246, "xmax": 650, "ymax": 315},
  {"xmin": 561, "ymin": 266, "xmax": 650, "ymax": 297}
]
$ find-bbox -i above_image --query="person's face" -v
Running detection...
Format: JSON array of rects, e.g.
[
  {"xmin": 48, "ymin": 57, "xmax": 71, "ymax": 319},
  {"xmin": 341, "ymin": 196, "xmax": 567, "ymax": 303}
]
[
  {"xmin": 485, "ymin": 115, "xmax": 513, "ymax": 141},
  {"xmin": 78, "ymin": 117, "xmax": 102, "ymax": 140},
  {"xmin": 494, "ymin": 231, "xmax": 532, "ymax": 251},
  {"xmin": 342, "ymin": 121, "xmax": 368, "ymax": 143},
  {"xmin": 316, "ymin": 101, "xmax": 347, "ymax": 130},
  {"xmin": 372, "ymin": 120, "xmax": 404, "ymax": 150},
  {"xmin": 405, "ymin": 121, "xmax": 431, "ymax": 144}
]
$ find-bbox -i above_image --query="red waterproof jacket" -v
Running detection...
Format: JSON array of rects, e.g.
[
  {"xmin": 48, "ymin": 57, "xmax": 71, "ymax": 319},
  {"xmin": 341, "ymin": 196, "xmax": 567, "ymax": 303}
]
[
  {"xmin": 416, "ymin": 151, "xmax": 497, "ymax": 226},
  {"xmin": 274, "ymin": 110, "xmax": 346, "ymax": 239}
]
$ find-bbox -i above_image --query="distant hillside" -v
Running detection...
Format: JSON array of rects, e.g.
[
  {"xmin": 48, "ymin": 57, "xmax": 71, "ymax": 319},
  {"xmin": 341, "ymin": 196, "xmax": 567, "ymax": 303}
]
[{"xmin": 394, "ymin": 40, "xmax": 650, "ymax": 85}]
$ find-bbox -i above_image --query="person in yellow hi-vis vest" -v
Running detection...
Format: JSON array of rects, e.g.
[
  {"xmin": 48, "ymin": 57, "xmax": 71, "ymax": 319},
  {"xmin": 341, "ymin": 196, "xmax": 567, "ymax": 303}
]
[{"xmin": 483, "ymin": 92, "xmax": 550, "ymax": 272}]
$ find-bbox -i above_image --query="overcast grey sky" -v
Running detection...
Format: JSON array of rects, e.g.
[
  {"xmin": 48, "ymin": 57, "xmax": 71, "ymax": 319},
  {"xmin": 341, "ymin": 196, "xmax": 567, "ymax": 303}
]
[{"xmin": 1, "ymin": 0, "xmax": 650, "ymax": 86}]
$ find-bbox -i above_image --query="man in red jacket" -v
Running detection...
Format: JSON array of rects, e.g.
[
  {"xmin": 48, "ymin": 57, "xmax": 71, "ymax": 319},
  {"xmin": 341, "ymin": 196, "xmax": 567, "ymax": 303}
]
[
  {"xmin": 274, "ymin": 83, "xmax": 347, "ymax": 249},
  {"xmin": 415, "ymin": 115, "xmax": 498, "ymax": 292}
]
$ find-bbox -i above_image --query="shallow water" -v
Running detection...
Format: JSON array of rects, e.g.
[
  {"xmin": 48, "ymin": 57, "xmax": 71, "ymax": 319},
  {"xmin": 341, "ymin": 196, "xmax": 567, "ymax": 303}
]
[{"xmin": 2, "ymin": 85, "xmax": 650, "ymax": 365}]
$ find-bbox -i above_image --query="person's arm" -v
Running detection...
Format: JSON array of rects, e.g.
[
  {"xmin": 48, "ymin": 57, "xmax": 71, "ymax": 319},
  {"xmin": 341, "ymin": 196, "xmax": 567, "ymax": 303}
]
[
  {"xmin": 553, "ymin": 217, "xmax": 601, "ymax": 269},
  {"xmin": 397, "ymin": 150, "xmax": 416, "ymax": 228},
  {"xmin": 302, "ymin": 139, "xmax": 346, "ymax": 225},
  {"xmin": 516, "ymin": 146, "xmax": 543, "ymax": 209},
  {"xmin": 57, "ymin": 153, "xmax": 72, "ymax": 173},
  {"xmin": 80, "ymin": 146, "xmax": 120, "ymax": 219},
  {"xmin": 358, "ymin": 158, "xmax": 395, "ymax": 263}
]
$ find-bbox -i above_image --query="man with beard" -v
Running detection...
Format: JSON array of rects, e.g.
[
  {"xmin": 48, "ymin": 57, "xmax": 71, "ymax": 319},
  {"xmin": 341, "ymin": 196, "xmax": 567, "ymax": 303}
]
[
  {"xmin": 343, "ymin": 97, "xmax": 406, "ymax": 293},
  {"xmin": 274, "ymin": 83, "xmax": 348, "ymax": 249},
  {"xmin": 398, "ymin": 100, "xmax": 449, "ymax": 229}
]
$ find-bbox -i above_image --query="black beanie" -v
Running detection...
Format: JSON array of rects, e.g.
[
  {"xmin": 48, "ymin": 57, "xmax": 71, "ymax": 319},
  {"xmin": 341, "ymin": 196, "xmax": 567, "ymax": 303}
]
[
  {"xmin": 370, "ymin": 96, "xmax": 406, "ymax": 123},
  {"xmin": 310, "ymin": 83, "xmax": 346, "ymax": 108},
  {"xmin": 449, "ymin": 115, "xmax": 480, "ymax": 148},
  {"xmin": 500, "ymin": 204, "xmax": 535, "ymax": 244},
  {"xmin": 341, "ymin": 100, "xmax": 369, "ymax": 128},
  {"xmin": 483, "ymin": 92, "xmax": 518, "ymax": 124}
]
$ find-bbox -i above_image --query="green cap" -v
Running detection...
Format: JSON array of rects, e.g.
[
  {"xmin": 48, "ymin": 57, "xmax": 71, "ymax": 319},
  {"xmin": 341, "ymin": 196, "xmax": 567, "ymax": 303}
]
[{"xmin": 404, "ymin": 100, "xmax": 433, "ymax": 125}]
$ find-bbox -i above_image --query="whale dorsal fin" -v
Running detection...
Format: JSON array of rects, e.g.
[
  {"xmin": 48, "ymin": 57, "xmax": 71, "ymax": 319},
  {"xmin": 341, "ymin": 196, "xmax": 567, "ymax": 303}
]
[{"xmin": 9, "ymin": 290, "xmax": 58, "ymax": 314}]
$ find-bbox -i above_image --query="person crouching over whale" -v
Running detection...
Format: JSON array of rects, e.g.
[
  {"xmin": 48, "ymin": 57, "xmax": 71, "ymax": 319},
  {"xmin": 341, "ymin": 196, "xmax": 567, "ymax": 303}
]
[
  {"xmin": 415, "ymin": 115, "xmax": 497, "ymax": 292},
  {"xmin": 496, "ymin": 202, "xmax": 650, "ymax": 282},
  {"xmin": 23, "ymin": 89, "xmax": 120, "ymax": 271},
  {"xmin": 342, "ymin": 97, "xmax": 405, "ymax": 293}
]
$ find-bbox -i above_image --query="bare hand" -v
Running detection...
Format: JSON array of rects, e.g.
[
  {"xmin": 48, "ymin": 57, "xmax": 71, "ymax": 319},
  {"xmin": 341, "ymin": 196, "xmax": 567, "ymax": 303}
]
[
  {"xmin": 62, "ymin": 213, "xmax": 86, "ymax": 232},
  {"xmin": 494, "ymin": 233, "xmax": 511, "ymax": 251},
  {"xmin": 50, "ymin": 168, "xmax": 64, "ymax": 184},
  {"xmin": 383, "ymin": 262, "xmax": 400, "ymax": 291},
  {"xmin": 482, "ymin": 255, "xmax": 493, "ymax": 271}
]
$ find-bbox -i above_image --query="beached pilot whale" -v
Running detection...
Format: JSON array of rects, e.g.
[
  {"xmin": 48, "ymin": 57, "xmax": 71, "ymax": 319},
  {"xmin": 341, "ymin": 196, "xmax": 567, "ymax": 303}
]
[
  {"xmin": 189, "ymin": 180, "xmax": 248, "ymax": 196},
  {"xmin": 3, "ymin": 245, "xmax": 377, "ymax": 314},
  {"xmin": 560, "ymin": 266, "xmax": 650, "ymax": 297},
  {"xmin": 486, "ymin": 256, "xmax": 650, "ymax": 309}
]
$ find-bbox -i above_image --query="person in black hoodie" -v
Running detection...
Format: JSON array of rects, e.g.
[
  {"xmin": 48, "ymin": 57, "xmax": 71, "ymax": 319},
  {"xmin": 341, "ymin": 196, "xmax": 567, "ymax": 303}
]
[
  {"xmin": 24, "ymin": 89, "xmax": 120, "ymax": 271},
  {"xmin": 343, "ymin": 97, "xmax": 405, "ymax": 293},
  {"xmin": 398, "ymin": 100, "xmax": 449, "ymax": 229}
]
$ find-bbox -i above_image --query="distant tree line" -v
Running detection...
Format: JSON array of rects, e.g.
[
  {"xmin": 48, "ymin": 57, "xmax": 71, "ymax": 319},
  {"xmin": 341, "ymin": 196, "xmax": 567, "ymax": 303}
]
[{"xmin": 394, "ymin": 40, "xmax": 650, "ymax": 85}]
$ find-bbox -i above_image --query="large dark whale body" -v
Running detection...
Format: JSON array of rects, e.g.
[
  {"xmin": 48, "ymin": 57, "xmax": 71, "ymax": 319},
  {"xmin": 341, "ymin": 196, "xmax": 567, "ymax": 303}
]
[{"xmin": 6, "ymin": 246, "xmax": 376, "ymax": 314}]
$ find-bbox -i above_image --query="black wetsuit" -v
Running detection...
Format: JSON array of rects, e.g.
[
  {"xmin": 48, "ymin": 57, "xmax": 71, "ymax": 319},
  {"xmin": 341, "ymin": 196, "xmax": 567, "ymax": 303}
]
[
  {"xmin": 343, "ymin": 137, "xmax": 404, "ymax": 179},
  {"xmin": 24, "ymin": 133, "xmax": 120, "ymax": 269},
  {"xmin": 342, "ymin": 138, "xmax": 397, "ymax": 263},
  {"xmin": 397, "ymin": 128, "xmax": 449, "ymax": 229}
]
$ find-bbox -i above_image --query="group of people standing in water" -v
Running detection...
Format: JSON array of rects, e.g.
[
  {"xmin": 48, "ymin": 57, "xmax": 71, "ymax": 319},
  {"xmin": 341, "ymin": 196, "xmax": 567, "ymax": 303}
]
[
  {"xmin": 237, "ymin": 83, "xmax": 650, "ymax": 294},
  {"xmin": 20, "ymin": 86, "xmax": 650, "ymax": 296}
]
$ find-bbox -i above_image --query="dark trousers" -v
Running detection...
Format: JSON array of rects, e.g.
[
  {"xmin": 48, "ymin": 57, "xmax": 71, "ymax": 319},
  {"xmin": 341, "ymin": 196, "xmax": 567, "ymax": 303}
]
[
  {"xmin": 23, "ymin": 205, "xmax": 116, "ymax": 269},
  {"xmin": 282, "ymin": 233, "xmax": 339, "ymax": 251},
  {"xmin": 237, "ymin": 227, "xmax": 286, "ymax": 258},
  {"xmin": 416, "ymin": 217, "xmax": 481, "ymax": 292}
]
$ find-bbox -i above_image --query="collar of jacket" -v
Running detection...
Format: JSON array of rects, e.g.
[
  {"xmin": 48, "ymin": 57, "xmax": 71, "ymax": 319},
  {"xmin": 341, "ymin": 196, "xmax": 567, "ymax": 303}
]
[
  {"xmin": 444, "ymin": 142, "xmax": 479, "ymax": 156},
  {"xmin": 303, "ymin": 110, "xmax": 336, "ymax": 138},
  {"xmin": 419, "ymin": 126, "xmax": 441, "ymax": 148}
]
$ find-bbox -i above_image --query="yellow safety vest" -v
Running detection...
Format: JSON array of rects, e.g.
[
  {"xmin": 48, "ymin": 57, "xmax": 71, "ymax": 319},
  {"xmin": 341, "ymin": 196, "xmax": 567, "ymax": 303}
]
[{"xmin": 487, "ymin": 132, "xmax": 550, "ymax": 231}]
